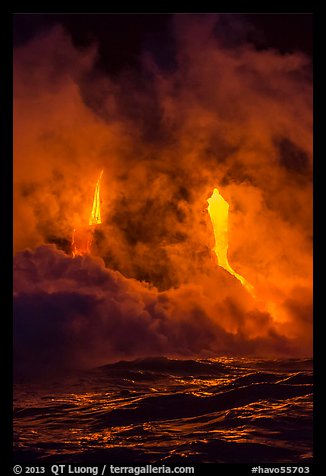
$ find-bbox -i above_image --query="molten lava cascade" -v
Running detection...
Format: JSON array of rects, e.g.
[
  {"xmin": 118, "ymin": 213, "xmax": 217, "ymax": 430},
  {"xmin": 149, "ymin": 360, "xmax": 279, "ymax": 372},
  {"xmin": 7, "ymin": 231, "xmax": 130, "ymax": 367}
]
[
  {"xmin": 89, "ymin": 170, "xmax": 103, "ymax": 226},
  {"xmin": 207, "ymin": 188, "xmax": 254, "ymax": 296},
  {"xmin": 71, "ymin": 170, "xmax": 103, "ymax": 257}
]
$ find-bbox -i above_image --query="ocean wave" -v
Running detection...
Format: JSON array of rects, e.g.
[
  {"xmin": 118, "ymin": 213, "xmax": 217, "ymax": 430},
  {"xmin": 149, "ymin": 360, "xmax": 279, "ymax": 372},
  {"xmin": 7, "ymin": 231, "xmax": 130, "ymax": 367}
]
[{"xmin": 14, "ymin": 357, "xmax": 312, "ymax": 464}]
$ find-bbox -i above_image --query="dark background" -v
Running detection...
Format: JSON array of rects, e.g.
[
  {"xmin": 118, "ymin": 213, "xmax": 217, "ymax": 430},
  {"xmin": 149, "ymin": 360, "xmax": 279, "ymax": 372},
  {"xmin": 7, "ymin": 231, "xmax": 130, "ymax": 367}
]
[{"xmin": 13, "ymin": 14, "xmax": 312, "ymax": 77}]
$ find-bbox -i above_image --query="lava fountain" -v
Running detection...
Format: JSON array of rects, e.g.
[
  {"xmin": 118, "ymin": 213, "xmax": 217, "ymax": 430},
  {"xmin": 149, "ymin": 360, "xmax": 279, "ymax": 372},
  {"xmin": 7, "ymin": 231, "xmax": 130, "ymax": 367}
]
[
  {"xmin": 207, "ymin": 188, "xmax": 254, "ymax": 296},
  {"xmin": 71, "ymin": 170, "xmax": 104, "ymax": 257}
]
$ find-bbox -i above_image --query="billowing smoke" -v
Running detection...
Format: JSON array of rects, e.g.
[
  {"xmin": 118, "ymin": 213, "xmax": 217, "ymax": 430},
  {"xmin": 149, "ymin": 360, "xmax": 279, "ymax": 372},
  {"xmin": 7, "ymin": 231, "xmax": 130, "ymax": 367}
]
[
  {"xmin": 14, "ymin": 245, "xmax": 309, "ymax": 379},
  {"xmin": 13, "ymin": 15, "xmax": 312, "ymax": 376}
]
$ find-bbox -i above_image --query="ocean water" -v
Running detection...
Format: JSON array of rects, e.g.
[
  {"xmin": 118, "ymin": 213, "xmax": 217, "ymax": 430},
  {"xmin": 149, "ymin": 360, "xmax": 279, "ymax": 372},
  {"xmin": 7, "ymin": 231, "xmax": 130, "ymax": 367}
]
[{"xmin": 13, "ymin": 357, "xmax": 313, "ymax": 464}]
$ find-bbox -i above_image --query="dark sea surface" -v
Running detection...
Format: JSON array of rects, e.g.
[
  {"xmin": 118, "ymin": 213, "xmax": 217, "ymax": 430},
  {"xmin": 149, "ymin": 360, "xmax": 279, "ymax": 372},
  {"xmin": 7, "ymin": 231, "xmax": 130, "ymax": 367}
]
[{"xmin": 13, "ymin": 357, "xmax": 313, "ymax": 464}]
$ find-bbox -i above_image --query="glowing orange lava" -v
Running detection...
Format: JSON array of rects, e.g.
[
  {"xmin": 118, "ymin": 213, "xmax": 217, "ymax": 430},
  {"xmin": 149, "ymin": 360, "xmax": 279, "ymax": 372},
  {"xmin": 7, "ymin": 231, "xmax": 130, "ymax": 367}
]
[
  {"xmin": 72, "ymin": 170, "xmax": 103, "ymax": 257},
  {"xmin": 89, "ymin": 170, "xmax": 103, "ymax": 226},
  {"xmin": 207, "ymin": 188, "xmax": 254, "ymax": 296}
]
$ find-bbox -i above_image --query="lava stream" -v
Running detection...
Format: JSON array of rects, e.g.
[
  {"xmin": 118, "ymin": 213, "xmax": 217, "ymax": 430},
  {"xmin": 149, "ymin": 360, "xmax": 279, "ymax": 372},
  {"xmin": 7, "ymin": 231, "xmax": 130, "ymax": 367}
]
[
  {"xmin": 207, "ymin": 188, "xmax": 254, "ymax": 296},
  {"xmin": 72, "ymin": 170, "xmax": 103, "ymax": 257}
]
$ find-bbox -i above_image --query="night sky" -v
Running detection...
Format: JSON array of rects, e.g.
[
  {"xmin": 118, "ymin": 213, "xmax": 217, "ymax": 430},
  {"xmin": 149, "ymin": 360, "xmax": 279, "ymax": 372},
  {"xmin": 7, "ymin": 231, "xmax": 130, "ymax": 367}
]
[{"xmin": 14, "ymin": 13, "xmax": 312, "ymax": 73}]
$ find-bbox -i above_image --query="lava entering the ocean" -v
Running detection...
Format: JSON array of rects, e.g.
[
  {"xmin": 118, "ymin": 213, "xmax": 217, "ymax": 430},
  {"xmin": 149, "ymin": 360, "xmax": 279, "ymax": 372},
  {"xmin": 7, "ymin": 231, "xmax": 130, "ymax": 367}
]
[
  {"xmin": 207, "ymin": 188, "xmax": 254, "ymax": 296},
  {"xmin": 89, "ymin": 170, "xmax": 103, "ymax": 226},
  {"xmin": 71, "ymin": 170, "xmax": 103, "ymax": 257}
]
